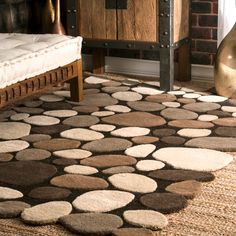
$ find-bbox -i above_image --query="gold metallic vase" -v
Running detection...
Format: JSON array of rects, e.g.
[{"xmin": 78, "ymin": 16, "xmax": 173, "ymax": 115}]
[
  {"xmin": 214, "ymin": 22, "xmax": 236, "ymax": 98},
  {"xmin": 52, "ymin": 0, "xmax": 65, "ymax": 35},
  {"xmin": 42, "ymin": 0, "xmax": 55, "ymax": 33}
]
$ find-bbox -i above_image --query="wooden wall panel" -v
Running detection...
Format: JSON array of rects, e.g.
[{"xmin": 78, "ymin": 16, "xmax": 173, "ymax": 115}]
[
  {"xmin": 78, "ymin": 0, "xmax": 116, "ymax": 40},
  {"xmin": 174, "ymin": 0, "xmax": 189, "ymax": 43},
  {"xmin": 117, "ymin": 0, "xmax": 157, "ymax": 42}
]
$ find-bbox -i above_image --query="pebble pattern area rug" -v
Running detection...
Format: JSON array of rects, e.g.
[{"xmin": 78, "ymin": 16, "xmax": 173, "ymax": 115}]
[{"xmin": 0, "ymin": 75, "xmax": 235, "ymax": 235}]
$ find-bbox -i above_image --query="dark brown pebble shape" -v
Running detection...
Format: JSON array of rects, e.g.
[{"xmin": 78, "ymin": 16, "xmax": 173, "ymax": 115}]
[
  {"xmin": 59, "ymin": 213, "xmax": 123, "ymax": 235},
  {"xmin": 32, "ymin": 124, "xmax": 70, "ymax": 135},
  {"xmin": 0, "ymin": 201, "xmax": 31, "ymax": 218},
  {"xmin": 215, "ymin": 127, "xmax": 236, "ymax": 137},
  {"xmin": 72, "ymin": 105, "xmax": 99, "ymax": 113},
  {"xmin": 28, "ymin": 187, "xmax": 71, "ymax": 200},
  {"xmin": 42, "ymin": 102, "xmax": 72, "ymax": 110},
  {"xmin": 153, "ymin": 128, "xmax": 176, "ymax": 137},
  {"xmin": 140, "ymin": 192, "xmax": 188, "ymax": 214},
  {"xmin": 0, "ymin": 161, "xmax": 57, "ymax": 186},
  {"xmin": 53, "ymin": 158, "xmax": 78, "ymax": 166},
  {"xmin": 207, "ymin": 110, "xmax": 231, "ymax": 117},
  {"xmin": 149, "ymin": 169, "xmax": 215, "ymax": 182},
  {"xmin": 161, "ymin": 136, "xmax": 186, "ymax": 145}
]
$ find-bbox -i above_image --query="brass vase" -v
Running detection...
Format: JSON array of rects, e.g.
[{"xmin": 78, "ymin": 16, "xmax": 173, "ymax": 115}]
[
  {"xmin": 52, "ymin": 0, "xmax": 65, "ymax": 35},
  {"xmin": 214, "ymin": 22, "xmax": 236, "ymax": 98},
  {"xmin": 42, "ymin": 0, "xmax": 55, "ymax": 33}
]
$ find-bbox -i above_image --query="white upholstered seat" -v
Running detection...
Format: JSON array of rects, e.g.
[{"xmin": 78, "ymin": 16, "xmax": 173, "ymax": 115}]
[{"xmin": 0, "ymin": 33, "xmax": 83, "ymax": 89}]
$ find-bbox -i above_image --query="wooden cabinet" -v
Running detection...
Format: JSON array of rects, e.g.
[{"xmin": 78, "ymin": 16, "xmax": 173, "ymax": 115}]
[
  {"xmin": 77, "ymin": 0, "xmax": 189, "ymax": 43},
  {"xmin": 78, "ymin": 0, "xmax": 157, "ymax": 42},
  {"xmin": 65, "ymin": 0, "xmax": 191, "ymax": 90}
]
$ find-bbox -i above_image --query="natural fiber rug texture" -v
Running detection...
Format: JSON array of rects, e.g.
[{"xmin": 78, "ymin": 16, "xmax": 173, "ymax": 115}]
[{"xmin": 0, "ymin": 74, "xmax": 235, "ymax": 235}]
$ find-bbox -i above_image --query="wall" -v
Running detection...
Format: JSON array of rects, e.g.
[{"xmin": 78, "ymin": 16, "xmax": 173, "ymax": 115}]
[{"xmin": 191, "ymin": 0, "xmax": 218, "ymax": 65}]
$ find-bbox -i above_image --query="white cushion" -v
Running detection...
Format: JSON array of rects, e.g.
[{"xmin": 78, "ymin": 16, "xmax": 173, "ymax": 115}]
[{"xmin": 0, "ymin": 33, "xmax": 83, "ymax": 89}]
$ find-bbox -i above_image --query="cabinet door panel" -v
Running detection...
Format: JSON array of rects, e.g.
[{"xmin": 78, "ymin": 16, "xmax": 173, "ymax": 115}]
[
  {"xmin": 78, "ymin": 0, "xmax": 116, "ymax": 40},
  {"xmin": 117, "ymin": 0, "xmax": 157, "ymax": 42},
  {"xmin": 174, "ymin": 0, "xmax": 190, "ymax": 43}
]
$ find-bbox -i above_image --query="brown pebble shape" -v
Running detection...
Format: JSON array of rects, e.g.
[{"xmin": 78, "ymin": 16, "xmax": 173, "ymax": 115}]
[
  {"xmin": 146, "ymin": 94, "xmax": 177, "ymax": 103},
  {"xmin": 132, "ymin": 136, "xmax": 159, "ymax": 144},
  {"xmin": 161, "ymin": 108, "xmax": 198, "ymax": 120},
  {"xmin": 28, "ymin": 187, "xmax": 71, "ymax": 200},
  {"xmin": 50, "ymin": 174, "xmax": 109, "ymax": 190},
  {"xmin": 168, "ymin": 120, "xmax": 214, "ymax": 129},
  {"xmin": 33, "ymin": 138, "xmax": 81, "ymax": 151},
  {"xmin": 82, "ymin": 138, "xmax": 132, "ymax": 152},
  {"xmin": 185, "ymin": 137, "xmax": 236, "ymax": 151},
  {"xmin": 165, "ymin": 180, "xmax": 202, "ymax": 199},
  {"xmin": 102, "ymin": 112, "xmax": 166, "ymax": 127},
  {"xmin": 215, "ymin": 127, "xmax": 236, "ymax": 137},
  {"xmin": 81, "ymin": 155, "xmax": 137, "ymax": 168},
  {"xmin": 153, "ymin": 128, "xmax": 176, "ymax": 137},
  {"xmin": 0, "ymin": 161, "xmax": 57, "ymax": 186},
  {"xmin": 161, "ymin": 136, "xmax": 186, "ymax": 145},
  {"xmin": 78, "ymin": 93, "xmax": 118, "ymax": 107},
  {"xmin": 140, "ymin": 193, "xmax": 188, "ymax": 213},
  {"xmin": 53, "ymin": 159, "xmax": 77, "ymax": 166},
  {"xmin": 0, "ymin": 153, "xmax": 13, "ymax": 162},
  {"xmin": 149, "ymin": 169, "xmax": 215, "ymax": 182},
  {"xmin": 0, "ymin": 201, "xmax": 31, "ymax": 218},
  {"xmin": 59, "ymin": 213, "xmax": 123, "ymax": 235},
  {"xmin": 32, "ymin": 125, "xmax": 70, "ymax": 135},
  {"xmin": 212, "ymin": 118, "xmax": 236, "ymax": 127},
  {"xmin": 63, "ymin": 115, "xmax": 99, "ymax": 127}
]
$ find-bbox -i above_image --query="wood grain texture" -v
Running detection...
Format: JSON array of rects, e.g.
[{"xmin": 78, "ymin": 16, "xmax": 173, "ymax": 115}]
[
  {"xmin": 117, "ymin": 0, "xmax": 157, "ymax": 42},
  {"xmin": 174, "ymin": 0, "xmax": 190, "ymax": 42},
  {"xmin": 78, "ymin": 0, "xmax": 116, "ymax": 40}
]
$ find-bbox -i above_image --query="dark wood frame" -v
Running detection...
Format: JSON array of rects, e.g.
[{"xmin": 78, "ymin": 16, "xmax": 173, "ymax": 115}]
[{"xmin": 0, "ymin": 59, "xmax": 83, "ymax": 108}]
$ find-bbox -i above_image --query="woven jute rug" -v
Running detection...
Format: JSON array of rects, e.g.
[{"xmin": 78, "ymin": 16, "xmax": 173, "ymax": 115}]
[{"xmin": 0, "ymin": 154, "xmax": 235, "ymax": 236}]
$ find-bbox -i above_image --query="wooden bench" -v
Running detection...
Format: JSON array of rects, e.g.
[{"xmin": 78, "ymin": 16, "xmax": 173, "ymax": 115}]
[{"xmin": 0, "ymin": 33, "xmax": 83, "ymax": 108}]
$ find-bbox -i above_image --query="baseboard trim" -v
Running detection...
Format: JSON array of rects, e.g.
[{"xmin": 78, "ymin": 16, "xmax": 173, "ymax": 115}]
[{"xmin": 83, "ymin": 54, "xmax": 214, "ymax": 81}]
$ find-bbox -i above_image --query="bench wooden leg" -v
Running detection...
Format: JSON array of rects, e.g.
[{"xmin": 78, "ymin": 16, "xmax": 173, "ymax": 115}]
[{"xmin": 70, "ymin": 59, "xmax": 83, "ymax": 102}]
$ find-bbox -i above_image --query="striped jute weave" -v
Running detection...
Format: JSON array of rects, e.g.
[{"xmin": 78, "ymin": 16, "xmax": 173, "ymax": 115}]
[
  {"xmin": 0, "ymin": 154, "xmax": 235, "ymax": 236},
  {"xmin": 156, "ymin": 152, "xmax": 236, "ymax": 236}
]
